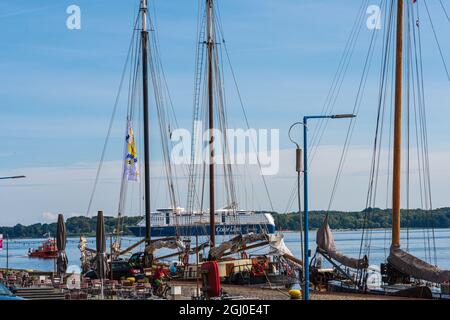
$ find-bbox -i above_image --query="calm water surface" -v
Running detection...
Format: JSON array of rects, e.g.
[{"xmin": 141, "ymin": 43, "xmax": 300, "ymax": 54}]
[{"xmin": 1, "ymin": 229, "xmax": 449, "ymax": 272}]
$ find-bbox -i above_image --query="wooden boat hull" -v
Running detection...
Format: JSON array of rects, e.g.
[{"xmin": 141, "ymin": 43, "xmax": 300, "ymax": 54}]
[{"xmin": 328, "ymin": 280, "xmax": 449, "ymax": 300}]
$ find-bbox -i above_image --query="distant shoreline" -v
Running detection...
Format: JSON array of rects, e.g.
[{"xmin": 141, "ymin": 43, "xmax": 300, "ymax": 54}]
[
  {"xmin": 2, "ymin": 209, "xmax": 450, "ymax": 239},
  {"xmin": 3, "ymin": 227, "xmax": 450, "ymax": 240}
]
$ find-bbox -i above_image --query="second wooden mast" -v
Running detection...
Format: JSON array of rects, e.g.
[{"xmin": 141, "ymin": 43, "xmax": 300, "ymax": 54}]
[
  {"xmin": 141, "ymin": 0, "xmax": 152, "ymax": 248},
  {"xmin": 207, "ymin": 0, "xmax": 216, "ymax": 248},
  {"xmin": 392, "ymin": 0, "xmax": 404, "ymax": 249}
]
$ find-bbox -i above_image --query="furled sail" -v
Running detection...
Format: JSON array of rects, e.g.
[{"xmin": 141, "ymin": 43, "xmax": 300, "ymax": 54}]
[
  {"xmin": 209, "ymin": 233, "xmax": 268, "ymax": 260},
  {"xmin": 268, "ymin": 233, "xmax": 303, "ymax": 268},
  {"xmin": 268, "ymin": 233, "xmax": 294, "ymax": 257},
  {"xmin": 388, "ymin": 247, "xmax": 450, "ymax": 284},
  {"xmin": 316, "ymin": 217, "xmax": 368, "ymax": 270},
  {"xmin": 145, "ymin": 238, "xmax": 186, "ymax": 254}
]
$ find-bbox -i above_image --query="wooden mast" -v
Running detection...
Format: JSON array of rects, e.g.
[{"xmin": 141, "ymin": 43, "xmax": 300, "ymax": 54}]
[
  {"xmin": 141, "ymin": 0, "xmax": 152, "ymax": 248},
  {"xmin": 392, "ymin": 0, "xmax": 404, "ymax": 249},
  {"xmin": 207, "ymin": 0, "xmax": 216, "ymax": 248}
]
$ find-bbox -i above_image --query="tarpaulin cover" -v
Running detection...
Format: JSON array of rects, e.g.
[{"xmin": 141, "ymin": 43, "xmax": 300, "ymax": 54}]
[
  {"xmin": 316, "ymin": 218, "xmax": 368, "ymax": 270},
  {"xmin": 388, "ymin": 247, "xmax": 450, "ymax": 284},
  {"xmin": 209, "ymin": 233, "xmax": 268, "ymax": 260},
  {"xmin": 56, "ymin": 214, "xmax": 68, "ymax": 277}
]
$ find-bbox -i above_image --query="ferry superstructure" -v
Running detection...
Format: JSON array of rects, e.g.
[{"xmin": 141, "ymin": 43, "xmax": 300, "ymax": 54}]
[{"xmin": 128, "ymin": 208, "xmax": 276, "ymax": 237}]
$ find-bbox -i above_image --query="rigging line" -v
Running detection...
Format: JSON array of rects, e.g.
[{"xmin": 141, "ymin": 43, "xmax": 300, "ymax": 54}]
[
  {"xmin": 86, "ymin": 12, "xmax": 140, "ymax": 217},
  {"xmin": 136, "ymin": 53, "xmax": 144, "ymax": 220},
  {"xmin": 367, "ymin": 0, "xmax": 394, "ymax": 216},
  {"xmin": 327, "ymin": 0, "xmax": 386, "ymax": 213},
  {"xmin": 148, "ymin": 11, "xmax": 178, "ymax": 129},
  {"xmin": 220, "ymin": 40, "xmax": 275, "ymax": 212},
  {"xmin": 439, "ymin": 0, "xmax": 450, "ymax": 24},
  {"xmin": 212, "ymin": 35, "xmax": 233, "ymax": 208},
  {"xmin": 283, "ymin": 179, "xmax": 299, "ymax": 214},
  {"xmin": 148, "ymin": 11, "xmax": 191, "ymax": 202},
  {"xmin": 190, "ymin": 70, "xmax": 209, "ymax": 215},
  {"xmin": 212, "ymin": 14, "xmax": 275, "ymax": 214},
  {"xmin": 407, "ymin": 2, "xmax": 431, "ymax": 263},
  {"xmin": 308, "ymin": 0, "xmax": 370, "ymax": 167},
  {"xmin": 358, "ymin": 0, "xmax": 394, "ymax": 262},
  {"xmin": 410, "ymin": 5, "xmax": 427, "ymax": 257},
  {"xmin": 423, "ymin": 0, "xmax": 450, "ymax": 84},
  {"xmin": 187, "ymin": 8, "xmax": 207, "ymax": 214},
  {"xmin": 147, "ymin": 25, "xmax": 179, "ymax": 211},
  {"xmin": 415, "ymin": 2, "xmax": 437, "ymax": 264},
  {"xmin": 210, "ymin": 4, "xmax": 274, "ymax": 212},
  {"xmin": 405, "ymin": 0, "xmax": 413, "ymax": 252},
  {"xmin": 411, "ymin": 41, "xmax": 428, "ymax": 261},
  {"xmin": 127, "ymin": 50, "xmax": 141, "ymax": 231},
  {"xmin": 308, "ymin": 0, "xmax": 369, "ymax": 146},
  {"xmin": 344, "ymin": 2, "xmax": 390, "ymax": 216},
  {"xmin": 410, "ymin": 1, "xmax": 431, "ymax": 260},
  {"xmin": 116, "ymin": 29, "xmax": 140, "ymax": 240},
  {"xmin": 383, "ymin": 43, "xmax": 395, "ymax": 258}
]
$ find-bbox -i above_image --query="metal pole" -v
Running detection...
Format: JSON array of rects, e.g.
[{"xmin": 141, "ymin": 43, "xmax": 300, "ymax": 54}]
[
  {"xmin": 296, "ymin": 149, "xmax": 304, "ymax": 288},
  {"xmin": 196, "ymin": 234, "xmax": 200, "ymax": 298},
  {"xmin": 6, "ymin": 234, "xmax": 9, "ymax": 272},
  {"xmin": 53, "ymin": 236, "xmax": 56, "ymax": 277},
  {"xmin": 290, "ymin": 113, "xmax": 354, "ymax": 300},
  {"xmin": 288, "ymin": 123, "xmax": 305, "ymax": 293},
  {"xmin": 207, "ymin": 0, "xmax": 215, "ymax": 249},
  {"xmin": 110, "ymin": 234, "xmax": 113, "ymax": 281},
  {"xmin": 392, "ymin": 0, "xmax": 404, "ymax": 249},
  {"xmin": 0, "ymin": 176, "xmax": 26, "ymax": 180},
  {"xmin": 303, "ymin": 117, "xmax": 309, "ymax": 301}
]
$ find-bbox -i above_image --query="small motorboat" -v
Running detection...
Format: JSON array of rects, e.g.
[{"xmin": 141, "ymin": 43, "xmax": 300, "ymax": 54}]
[{"xmin": 28, "ymin": 238, "xmax": 58, "ymax": 259}]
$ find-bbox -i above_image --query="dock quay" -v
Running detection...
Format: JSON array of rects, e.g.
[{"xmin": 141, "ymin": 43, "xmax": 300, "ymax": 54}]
[{"xmin": 15, "ymin": 287, "xmax": 66, "ymax": 300}]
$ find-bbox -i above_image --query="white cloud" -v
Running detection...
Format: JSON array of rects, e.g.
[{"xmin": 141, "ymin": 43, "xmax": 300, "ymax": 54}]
[{"xmin": 42, "ymin": 212, "xmax": 58, "ymax": 222}]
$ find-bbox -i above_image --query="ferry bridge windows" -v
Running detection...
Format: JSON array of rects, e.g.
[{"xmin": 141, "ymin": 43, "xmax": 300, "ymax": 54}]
[{"xmin": 166, "ymin": 212, "xmax": 170, "ymax": 225}]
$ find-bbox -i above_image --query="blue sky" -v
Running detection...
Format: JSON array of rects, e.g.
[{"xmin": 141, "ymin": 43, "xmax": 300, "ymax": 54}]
[{"xmin": 1, "ymin": 1, "xmax": 450, "ymax": 225}]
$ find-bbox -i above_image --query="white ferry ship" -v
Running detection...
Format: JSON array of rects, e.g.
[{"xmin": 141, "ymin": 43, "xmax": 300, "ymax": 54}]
[{"xmin": 128, "ymin": 208, "xmax": 276, "ymax": 237}]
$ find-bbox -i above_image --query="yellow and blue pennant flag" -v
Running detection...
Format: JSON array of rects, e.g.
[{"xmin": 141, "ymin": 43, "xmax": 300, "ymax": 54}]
[{"xmin": 124, "ymin": 120, "xmax": 139, "ymax": 181}]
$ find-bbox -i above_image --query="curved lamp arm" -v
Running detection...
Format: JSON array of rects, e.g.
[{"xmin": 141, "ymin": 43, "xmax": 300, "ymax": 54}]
[{"xmin": 288, "ymin": 122, "xmax": 305, "ymax": 149}]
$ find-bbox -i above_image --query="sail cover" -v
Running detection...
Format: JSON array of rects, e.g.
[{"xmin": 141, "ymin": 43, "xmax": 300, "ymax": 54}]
[
  {"xmin": 209, "ymin": 233, "xmax": 268, "ymax": 260},
  {"xmin": 268, "ymin": 233, "xmax": 294, "ymax": 257},
  {"xmin": 316, "ymin": 218, "xmax": 368, "ymax": 270},
  {"xmin": 94, "ymin": 211, "xmax": 109, "ymax": 280},
  {"xmin": 145, "ymin": 239, "xmax": 186, "ymax": 254},
  {"xmin": 56, "ymin": 214, "xmax": 68, "ymax": 277},
  {"xmin": 388, "ymin": 247, "xmax": 450, "ymax": 284}
]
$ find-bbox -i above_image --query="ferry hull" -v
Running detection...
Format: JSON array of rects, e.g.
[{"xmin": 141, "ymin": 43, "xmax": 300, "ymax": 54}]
[{"xmin": 128, "ymin": 223, "xmax": 275, "ymax": 237}]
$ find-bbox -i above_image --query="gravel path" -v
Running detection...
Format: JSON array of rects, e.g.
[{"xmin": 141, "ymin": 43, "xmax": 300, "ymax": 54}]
[{"xmin": 170, "ymin": 281, "xmax": 409, "ymax": 300}]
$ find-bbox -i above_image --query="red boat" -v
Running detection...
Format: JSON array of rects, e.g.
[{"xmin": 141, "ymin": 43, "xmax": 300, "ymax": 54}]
[{"xmin": 28, "ymin": 238, "xmax": 58, "ymax": 259}]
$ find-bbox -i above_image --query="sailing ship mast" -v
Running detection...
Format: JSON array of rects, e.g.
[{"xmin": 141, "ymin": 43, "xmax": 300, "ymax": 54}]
[
  {"xmin": 141, "ymin": 0, "xmax": 152, "ymax": 247},
  {"xmin": 207, "ymin": 0, "xmax": 216, "ymax": 248},
  {"xmin": 392, "ymin": 0, "xmax": 403, "ymax": 249}
]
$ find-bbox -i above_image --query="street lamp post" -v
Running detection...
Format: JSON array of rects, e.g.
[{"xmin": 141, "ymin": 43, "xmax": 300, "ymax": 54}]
[
  {"xmin": 288, "ymin": 123, "xmax": 305, "ymax": 297},
  {"xmin": 290, "ymin": 113, "xmax": 355, "ymax": 301},
  {"xmin": 0, "ymin": 176, "xmax": 26, "ymax": 180}
]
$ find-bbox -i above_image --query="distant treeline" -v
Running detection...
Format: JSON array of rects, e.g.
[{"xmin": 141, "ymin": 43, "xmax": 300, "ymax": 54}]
[
  {"xmin": 273, "ymin": 207, "xmax": 450, "ymax": 231},
  {"xmin": 0, "ymin": 216, "xmax": 142, "ymax": 239},
  {"xmin": 1, "ymin": 208, "xmax": 450, "ymax": 238}
]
